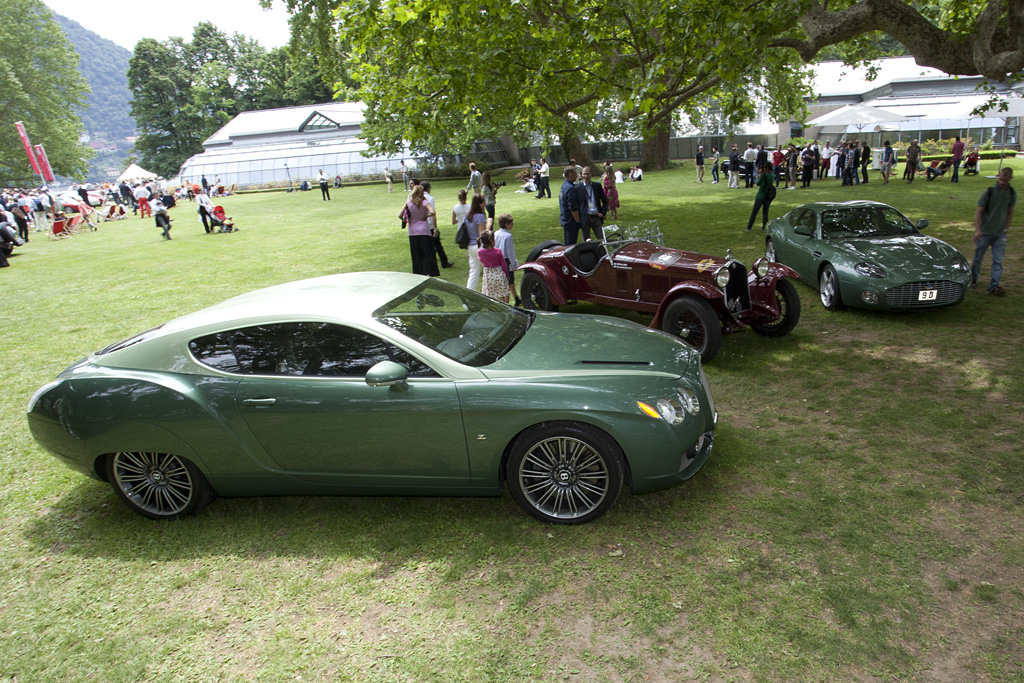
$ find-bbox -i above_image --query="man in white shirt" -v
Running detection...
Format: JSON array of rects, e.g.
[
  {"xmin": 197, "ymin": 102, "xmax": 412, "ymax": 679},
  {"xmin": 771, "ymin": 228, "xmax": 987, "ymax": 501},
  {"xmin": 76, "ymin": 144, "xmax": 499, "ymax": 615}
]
[
  {"xmin": 133, "ymin": 183, "xmax": 152, "ymax": 219},
  {"xmin": 196, "ymin": 190, "xmax": 215, "ymax": 233},
  {"xmin": 743, "ymin": 143, "xmax": 758, "ymax": 188},
  {"xmin": 535, "ymin": 157, "xmax": 551, "ymax": 199},
  {"xmin": 421, "ymin": 181, "xmax": 453, "ymax": 268}
]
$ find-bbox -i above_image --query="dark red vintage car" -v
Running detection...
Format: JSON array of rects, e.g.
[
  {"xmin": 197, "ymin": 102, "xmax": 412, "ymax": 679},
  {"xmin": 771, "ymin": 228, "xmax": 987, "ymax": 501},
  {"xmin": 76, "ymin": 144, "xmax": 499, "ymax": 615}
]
[{"xmin": 518, "ymin": 222, "xmax": 801, "ymax": 362}]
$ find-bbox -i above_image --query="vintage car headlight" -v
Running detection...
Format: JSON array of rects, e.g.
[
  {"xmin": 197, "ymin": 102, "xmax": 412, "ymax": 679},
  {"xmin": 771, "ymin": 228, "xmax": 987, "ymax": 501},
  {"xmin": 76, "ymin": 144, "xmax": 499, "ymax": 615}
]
[
  {"xmin": 714, "ymin": 267, "xmax": 731, "ymax": 287},
  {"xmin": 951, "ymin": 257, "xmax": 969, "ymax": 272},
  {"xmin": 854, "ymin": 262, "xmax": 887, "ymax": 279},
  {"xmin": 754, "ymin": 258, "xmax": 771, "ymax": 279}
]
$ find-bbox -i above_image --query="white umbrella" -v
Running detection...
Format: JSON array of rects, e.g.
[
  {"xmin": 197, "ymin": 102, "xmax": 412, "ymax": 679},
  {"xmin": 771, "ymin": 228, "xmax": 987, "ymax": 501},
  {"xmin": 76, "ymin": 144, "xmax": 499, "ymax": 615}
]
[
  {"xmin": 958, "ymin": 97, "xmax": 1024, "ymax": 172},
  {"xmin": 806, "ymin": 104, "xmax": 912, "ymax": 128}
]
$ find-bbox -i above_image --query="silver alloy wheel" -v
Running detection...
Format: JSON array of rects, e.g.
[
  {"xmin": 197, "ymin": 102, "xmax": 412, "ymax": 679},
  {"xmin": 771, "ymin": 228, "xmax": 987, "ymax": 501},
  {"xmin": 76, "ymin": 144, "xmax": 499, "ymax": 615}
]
[
  {"xmin": 820, "ymin": 267, "xmax": 839, "ymax": 308},
  {"xmin": 517, "ymin": 436, "xmax": 609, "ymax": 520},
  {"xmin": 112, "ymin": 451, "xmax": 194, "ymax": 516}
]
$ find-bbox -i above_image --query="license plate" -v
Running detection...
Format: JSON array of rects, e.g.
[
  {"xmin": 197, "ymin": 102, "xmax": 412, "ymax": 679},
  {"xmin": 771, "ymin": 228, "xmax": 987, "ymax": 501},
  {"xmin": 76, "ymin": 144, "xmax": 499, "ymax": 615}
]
[{"xmin": 918, "ymin": 289, "xmax": 938, "ymax": 301}]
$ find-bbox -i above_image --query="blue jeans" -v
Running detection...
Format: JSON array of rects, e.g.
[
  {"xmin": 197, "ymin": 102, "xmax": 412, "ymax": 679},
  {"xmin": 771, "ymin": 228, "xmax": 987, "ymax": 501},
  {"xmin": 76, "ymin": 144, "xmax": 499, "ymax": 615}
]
[
  {"xmin": 711, "ymin": 164, "xmax": 719, "ymax": 182},
  {"xmin": 952, "ymin": 159, "xmax": 961, "ymax": 182},
  {"xmin": 971, "ymin": 232, "xmax": 1007, "ymax": 290}
]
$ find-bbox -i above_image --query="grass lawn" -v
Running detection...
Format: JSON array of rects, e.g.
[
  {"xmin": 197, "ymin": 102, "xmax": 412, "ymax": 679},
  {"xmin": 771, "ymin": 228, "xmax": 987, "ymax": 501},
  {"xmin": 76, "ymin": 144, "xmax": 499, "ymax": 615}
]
[{"xmin": 1, "ymin": 161, "xmax": 1022, "ymax": 682}]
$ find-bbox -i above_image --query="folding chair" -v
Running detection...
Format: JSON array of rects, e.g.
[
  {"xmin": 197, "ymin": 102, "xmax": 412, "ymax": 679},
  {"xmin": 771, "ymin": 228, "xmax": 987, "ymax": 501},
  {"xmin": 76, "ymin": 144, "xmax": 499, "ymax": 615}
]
[{"xmin": 48, "ymin": 218, "xmax": 71, "ymax": 240}]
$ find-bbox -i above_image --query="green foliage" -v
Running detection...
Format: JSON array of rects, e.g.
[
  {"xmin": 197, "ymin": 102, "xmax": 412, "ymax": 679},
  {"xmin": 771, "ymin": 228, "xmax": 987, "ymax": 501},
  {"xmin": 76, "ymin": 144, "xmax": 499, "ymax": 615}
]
[
  {"xmin": 0, "ymin": 0, "xmax": 93, "ymax": 182},
  {"xmin": 128, "ymin": 23, "xmax": 336, "ymax": 179}
]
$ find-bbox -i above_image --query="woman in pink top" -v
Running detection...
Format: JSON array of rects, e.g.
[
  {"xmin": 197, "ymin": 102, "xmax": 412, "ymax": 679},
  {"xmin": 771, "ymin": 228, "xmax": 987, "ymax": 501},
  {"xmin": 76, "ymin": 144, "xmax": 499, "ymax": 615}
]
[
  {"xmin": 477, "ymin": 230, "xmax": 510, "ymax": 302},
  {"xmin": 403, "ymin": 185, "xmax": 438, "ymax": 276}
]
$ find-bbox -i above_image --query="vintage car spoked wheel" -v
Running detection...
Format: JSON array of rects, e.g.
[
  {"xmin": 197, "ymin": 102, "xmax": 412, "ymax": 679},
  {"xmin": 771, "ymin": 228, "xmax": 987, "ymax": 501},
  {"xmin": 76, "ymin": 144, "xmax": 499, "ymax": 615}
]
[
  {"xmin": 508, "ymin": 422, "xmax": 624, "ymax": 524},
  {"xmin": 661, "ymin": 296, "xmax": 722, "ymax": 363},
  {"xmin": 749, "ymin": 278, "xmax": 801, "ymax": 337},
  {"xmin": 106, "ymin": 451, "xmax": 216, "ymax": 520},
  {"xmin": 765, "ymin": 238, "xmax": 777, "ymax": 262},
  {"xmin": 819, "ymin": 264, "xmax": 844, "ymax": 311},
  {"xmin": 520, "ymin": 271, "xmax": 559, "ymax": 312}
]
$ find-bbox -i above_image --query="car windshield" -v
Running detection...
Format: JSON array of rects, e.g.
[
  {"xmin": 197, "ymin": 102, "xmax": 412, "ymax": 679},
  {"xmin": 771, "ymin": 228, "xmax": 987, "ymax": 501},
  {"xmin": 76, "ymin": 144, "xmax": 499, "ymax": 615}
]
[
  {"xmin": 603, "ymin": 220, "xmax": 664, "ymax": 252},
  {"xmin": 373, "ymin": 279, "xmax": 533, "ymax": 367},
  {"xmin": 821, "ymin": 206, "xmax": 917, "ymax": 239}
]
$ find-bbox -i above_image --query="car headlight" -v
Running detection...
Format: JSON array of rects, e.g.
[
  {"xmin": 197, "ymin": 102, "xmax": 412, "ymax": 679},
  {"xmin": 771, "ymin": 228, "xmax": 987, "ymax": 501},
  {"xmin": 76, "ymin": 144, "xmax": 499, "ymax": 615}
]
[
  {"xmin": 854, "ymin": 262, "xmax": 887, "ymax": 279},
  {"xmin": 715, "ymin": 267, "xmax": 731, "ymax": 287},
  {"xmin": 754, "ymin": 258, "xmax": 770, "ymax": 278},
  {"xmin": 676, "ymin": 387, "xmax": 700, "ymax": 415},
  {"xmin": 657, "ymin": 398, "xmax": 684, "ymax": 425},
  {"xmin": 951, "ymin": 257, "xmax": 969, "ymax": 272}
]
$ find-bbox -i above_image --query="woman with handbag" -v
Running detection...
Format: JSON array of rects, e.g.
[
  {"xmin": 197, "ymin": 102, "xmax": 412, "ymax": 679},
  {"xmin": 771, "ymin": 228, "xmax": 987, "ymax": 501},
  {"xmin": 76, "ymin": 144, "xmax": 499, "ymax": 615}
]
[
  {"xmin": 402, "ymin": 185, "xmax": 439, "ymax": 276},
  {"xmin": 464, "ymin": 195, "xmax": 492, "ymax": 291}
]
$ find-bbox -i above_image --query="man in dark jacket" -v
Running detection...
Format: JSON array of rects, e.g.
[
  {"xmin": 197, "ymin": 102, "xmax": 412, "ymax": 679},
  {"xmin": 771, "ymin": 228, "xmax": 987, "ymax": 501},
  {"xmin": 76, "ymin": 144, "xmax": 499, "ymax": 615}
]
[
  {"xmin": 576, "ymin": 166, "xmax": 608, "ymax": 241},
  {"xmin": 559, "ymin": 166, "xmax": 583, "ymax": 244}
]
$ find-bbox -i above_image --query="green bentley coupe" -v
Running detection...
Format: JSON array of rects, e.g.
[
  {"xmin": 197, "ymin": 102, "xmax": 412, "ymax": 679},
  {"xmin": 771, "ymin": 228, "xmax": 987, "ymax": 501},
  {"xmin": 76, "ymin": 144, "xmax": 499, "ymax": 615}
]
[
  {"xmin": 28, "ymin": 272, "xmax": 717, "ymax": 524},
  {"xmin": 764, "ymin": 201, "xmax": 971, "ymax": 311}
]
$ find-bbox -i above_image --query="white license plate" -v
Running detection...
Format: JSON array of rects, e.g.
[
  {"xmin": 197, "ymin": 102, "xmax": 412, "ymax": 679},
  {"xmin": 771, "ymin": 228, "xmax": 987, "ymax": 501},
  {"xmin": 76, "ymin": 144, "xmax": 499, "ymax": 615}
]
[{"xmin": 918, "ymin": 290, "xmax": 938, "ymax": 301}]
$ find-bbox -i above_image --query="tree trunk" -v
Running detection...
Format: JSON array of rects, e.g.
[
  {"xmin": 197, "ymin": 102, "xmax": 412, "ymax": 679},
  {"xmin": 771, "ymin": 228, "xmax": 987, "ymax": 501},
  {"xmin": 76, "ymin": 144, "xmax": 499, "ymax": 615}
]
[
  {"xmin": 640, "ymin": 125, "xmax": 671, "ymax": 170},
  {"xmin": 559, "ymin": 133, "xmax": 594, "ymax": 170}
]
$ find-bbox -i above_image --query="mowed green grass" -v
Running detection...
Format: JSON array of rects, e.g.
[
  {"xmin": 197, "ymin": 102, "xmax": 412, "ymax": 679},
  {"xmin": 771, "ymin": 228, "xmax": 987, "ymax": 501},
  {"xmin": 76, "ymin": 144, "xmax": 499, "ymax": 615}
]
[{"xmin": 1, "ymin": 160, "xmax": 1022, "ymax": 682}]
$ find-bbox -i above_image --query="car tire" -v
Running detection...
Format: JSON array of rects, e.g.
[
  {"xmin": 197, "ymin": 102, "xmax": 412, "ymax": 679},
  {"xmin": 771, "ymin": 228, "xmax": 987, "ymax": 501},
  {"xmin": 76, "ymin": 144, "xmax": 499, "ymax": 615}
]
[
  {"xmin": 819, "ymin": 264, "xmax": 844, "ymax": 311},
  {"xmin": 525, "ymin": 239, "xmax": 563, "ymax": 264},
  {"xmin": 749, "ymin": 278, "xmax": 801, "ymax": 337},
  {"xmin": 106, "ymin": 451, "xmax": 216, "ymax": 520},
  {"xmin": 520, "ymin": 271, "xmax": 559, "ymax": 312},
  {"xmin": 507, "ymin": 421, "xmax": 625, "ymax": 525},
  {"xmin": 765, "ymin": 238, "xmax": 777, "ymax": 262},
  {"xmin": 660, "ymin": 296, "xmax": 723, "ymax": 363}
]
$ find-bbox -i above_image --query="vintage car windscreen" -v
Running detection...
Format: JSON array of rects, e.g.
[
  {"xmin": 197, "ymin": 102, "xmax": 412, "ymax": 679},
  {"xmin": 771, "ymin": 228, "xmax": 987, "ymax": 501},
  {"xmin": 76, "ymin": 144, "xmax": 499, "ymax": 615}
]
[
  {"xmin": 189, "ymin": 323, "xmax": 437, "ymax": 377},
  {"xmin": 822, "ymin": 206, "xmax": 917, "ymax": 239},
  {"xmin": 373, "ymin": 279, "xmax": 532, "ymax": 367}
]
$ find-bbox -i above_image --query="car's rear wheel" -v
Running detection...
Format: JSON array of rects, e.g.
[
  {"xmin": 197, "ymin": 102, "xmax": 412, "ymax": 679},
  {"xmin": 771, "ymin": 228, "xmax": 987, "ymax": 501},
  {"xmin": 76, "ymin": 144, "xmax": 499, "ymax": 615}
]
[
  {"xmin": 749, "ymin": 278, "xmax": 801, "ymax": 337},
  {"xmin": 819, "ymin": 264, "xmax": 844, "ymax": 311},
  {"xmin": 661, "ymin": 296, "xmax": 722, "ymax": 363},
  {"xmin": 520, "ymin": 271, "xmax": 558, "ymax": 312},
  {"xmin": 507, "ymin": 422, "xmax": 624, "ymax": 524},
  {"xmin": 106, "ymin": 451, "xmax": 216, "ymax": 520},
  {"xmin": 525, "ymin": 239, "xmax": 563, "ymax": 264},
  {"xmin": 765, "ymin": 238, "xmax": 777, "ymax": 262}
]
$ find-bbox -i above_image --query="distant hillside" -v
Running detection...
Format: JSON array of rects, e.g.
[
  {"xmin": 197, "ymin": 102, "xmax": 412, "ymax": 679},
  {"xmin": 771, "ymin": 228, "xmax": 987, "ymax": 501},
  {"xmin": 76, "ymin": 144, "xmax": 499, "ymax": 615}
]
[{"xmin": 51, "ymin": 12, "xmax": 136, "ymax": 182}]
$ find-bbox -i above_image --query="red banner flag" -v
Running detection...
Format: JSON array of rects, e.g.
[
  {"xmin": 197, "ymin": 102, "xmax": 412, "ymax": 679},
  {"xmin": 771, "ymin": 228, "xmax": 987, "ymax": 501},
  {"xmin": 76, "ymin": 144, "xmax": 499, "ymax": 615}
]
[
  {"xmin": 34, "ymin": 144, "xmax": 55, "ymax": 183},
  {"xmin": 14, "ymin": 121, "xmax": 41, "ymax": 175}
]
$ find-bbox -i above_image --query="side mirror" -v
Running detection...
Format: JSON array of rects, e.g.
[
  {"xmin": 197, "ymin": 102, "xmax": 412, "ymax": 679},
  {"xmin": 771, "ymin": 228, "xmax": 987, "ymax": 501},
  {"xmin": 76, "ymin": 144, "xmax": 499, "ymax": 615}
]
[
  {"xmin": 366, "ymin": 360, "xmax": 408, "ymax": 387},
  {"xmin": 916, "ymin": 219, "xmax": 929, "ymax": 230},
  {"xmin": 794, "ymin": 225, "xmax": 814, "ymax": 237}
]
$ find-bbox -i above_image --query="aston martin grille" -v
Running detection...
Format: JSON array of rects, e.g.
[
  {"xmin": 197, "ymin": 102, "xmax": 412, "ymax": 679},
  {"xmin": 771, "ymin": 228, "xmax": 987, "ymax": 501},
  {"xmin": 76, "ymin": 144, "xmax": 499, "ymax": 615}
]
[{"xmin": 885, "ymin": 280, "xmax": 963, "ymax": 308}]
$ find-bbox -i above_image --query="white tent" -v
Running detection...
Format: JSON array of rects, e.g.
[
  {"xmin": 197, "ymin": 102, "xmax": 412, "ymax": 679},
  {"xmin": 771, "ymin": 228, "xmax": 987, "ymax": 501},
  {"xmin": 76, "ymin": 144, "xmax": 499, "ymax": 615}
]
[{"xmin": 117, "ymin": 163, "xmax": 157, "ymax": 182}]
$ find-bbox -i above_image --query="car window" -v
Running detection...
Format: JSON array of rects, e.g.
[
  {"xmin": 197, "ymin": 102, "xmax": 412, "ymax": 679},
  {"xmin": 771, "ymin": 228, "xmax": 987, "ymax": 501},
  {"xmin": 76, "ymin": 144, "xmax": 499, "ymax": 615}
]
[
  {"xmin": 792, "ymin": 209, "xmax": 817, "ymax": 235},
  {"xmin": 374, "ymin": 278, "xmax": 532, "ymax": 367},
  {"xmin": 189, "ymin": 323, "xmax": 437, "ymax": 377},
  {"xmin": 821, "ymin": 206, "xmax": 916, "ymax": 238}
]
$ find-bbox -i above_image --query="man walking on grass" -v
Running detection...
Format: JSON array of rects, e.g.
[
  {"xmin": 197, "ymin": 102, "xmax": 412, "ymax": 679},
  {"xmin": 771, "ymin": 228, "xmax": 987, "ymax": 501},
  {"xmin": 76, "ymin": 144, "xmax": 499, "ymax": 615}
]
[{"xmin": 972, "ymin": 167, "xmax": 1015, "ymax": 296}]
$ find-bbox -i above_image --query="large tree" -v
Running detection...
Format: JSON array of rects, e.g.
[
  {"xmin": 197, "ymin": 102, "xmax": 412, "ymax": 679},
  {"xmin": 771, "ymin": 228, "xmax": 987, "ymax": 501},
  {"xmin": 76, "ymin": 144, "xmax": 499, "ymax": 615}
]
[
  {"xmin": 0, "ymin": 0, "xmax": 92, "ymax": 182},
  {"xmin": 277, "ymin": 0, "xmax": 1023, "ymax": 167}
]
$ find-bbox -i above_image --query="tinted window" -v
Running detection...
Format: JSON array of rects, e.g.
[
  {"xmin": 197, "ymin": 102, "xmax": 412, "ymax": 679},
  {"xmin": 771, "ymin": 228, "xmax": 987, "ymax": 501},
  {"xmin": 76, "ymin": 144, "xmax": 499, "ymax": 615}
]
[{"xmin": 189, "ymin": 323, "xmax": 437, "ymax": 377}]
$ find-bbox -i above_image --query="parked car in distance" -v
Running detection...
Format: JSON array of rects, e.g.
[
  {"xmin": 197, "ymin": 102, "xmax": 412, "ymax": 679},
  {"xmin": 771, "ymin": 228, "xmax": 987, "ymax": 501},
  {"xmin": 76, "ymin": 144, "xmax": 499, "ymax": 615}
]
[
  {"xmin": 518, "ymin": 221, "xmax": 802, "ymax": 363},
  {"xmin": 28, "ymin": 272, "xmax": 718, "ymax": 525},
  {"xmin": 764, "ymin": 201, "xmax": 971, "ymax": 311}
]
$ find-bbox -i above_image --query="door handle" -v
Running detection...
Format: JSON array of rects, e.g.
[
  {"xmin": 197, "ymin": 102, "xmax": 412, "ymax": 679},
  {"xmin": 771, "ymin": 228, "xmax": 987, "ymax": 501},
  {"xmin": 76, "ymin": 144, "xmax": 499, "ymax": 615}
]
[{"xmin": 242, "ymin": 398, "xmax": 277, "ymax": 406}]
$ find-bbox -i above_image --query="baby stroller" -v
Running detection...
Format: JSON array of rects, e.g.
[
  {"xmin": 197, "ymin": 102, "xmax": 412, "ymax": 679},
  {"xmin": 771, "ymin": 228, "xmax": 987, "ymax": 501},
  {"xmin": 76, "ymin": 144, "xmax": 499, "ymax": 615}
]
[
  {"xmin": 211, "ymin": 206, "xmax": 237, "ymax": 233},
  {"xmin": 1, "ymin": 222, "xmax": 25, "ymax": 267}
]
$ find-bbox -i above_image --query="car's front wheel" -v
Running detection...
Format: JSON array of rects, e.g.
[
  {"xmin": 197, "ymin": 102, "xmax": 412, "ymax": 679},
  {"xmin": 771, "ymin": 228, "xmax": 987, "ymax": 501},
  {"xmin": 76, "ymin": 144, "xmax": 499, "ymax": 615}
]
[
  {"xmin": 749, "ymin": 278, "xmax": 801, "ymax": 337},
  {"xmin": 520, "ymin": 271, "xmax": 559, "ymax": 312},
  {"xmin": 661, "ymin": 296, "xmax": 723, "ymax": 363},
  {"xmin": 819, "ymin": 264, "xmax": 844, "ymax": 311},
  {"xmin": 106, "ymin": 451, "xmax": 216, "ymax": 520},
  {"xmin": 507, "ymin": 422, "xmax": 625, "ymax": 524}
]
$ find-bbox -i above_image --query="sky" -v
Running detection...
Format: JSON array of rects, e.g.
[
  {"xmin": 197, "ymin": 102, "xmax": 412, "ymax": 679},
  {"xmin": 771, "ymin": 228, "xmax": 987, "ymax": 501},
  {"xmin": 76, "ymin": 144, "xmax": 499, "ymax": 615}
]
[{"xmin": 44, "ymin": 0, "xmax": 293, "ymax": 51}]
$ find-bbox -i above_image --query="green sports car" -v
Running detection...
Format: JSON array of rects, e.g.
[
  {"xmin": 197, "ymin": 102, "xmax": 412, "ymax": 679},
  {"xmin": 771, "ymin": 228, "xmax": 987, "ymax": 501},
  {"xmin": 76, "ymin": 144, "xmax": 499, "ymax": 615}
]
[
  {"xmin": 28, "ymin": 272, "xmax": 717, "ymax": 525},
  {"xmin": 764, "ymin": 201, "xmax": 971, "ymax": 311}
]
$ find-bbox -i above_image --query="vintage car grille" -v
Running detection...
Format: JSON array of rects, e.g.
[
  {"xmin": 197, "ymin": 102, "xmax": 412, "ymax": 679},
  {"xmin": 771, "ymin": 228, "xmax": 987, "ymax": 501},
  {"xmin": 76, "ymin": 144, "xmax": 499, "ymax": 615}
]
[
  {"xmin": 723, "ymin": 261, "xmax": 751, "ymax": 313},
  {"xmin": 885, "ymin": 280, "xmax": 963, "ymax": 308}
]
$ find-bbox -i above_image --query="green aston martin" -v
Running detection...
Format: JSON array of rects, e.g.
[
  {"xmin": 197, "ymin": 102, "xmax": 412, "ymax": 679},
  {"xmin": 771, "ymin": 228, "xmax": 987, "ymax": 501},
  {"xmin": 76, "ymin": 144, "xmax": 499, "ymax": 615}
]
[
  {"xmin": 28, "ymin": 272, "xmax": 717, "ymax": 524},
  {"xmin": 764, "ymin": 201, "xmax": 971, "ymax": 311}
]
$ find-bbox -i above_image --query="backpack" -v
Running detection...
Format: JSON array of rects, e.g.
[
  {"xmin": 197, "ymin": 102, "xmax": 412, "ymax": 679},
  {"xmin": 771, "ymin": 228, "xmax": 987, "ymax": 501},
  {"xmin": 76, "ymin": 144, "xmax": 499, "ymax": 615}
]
[
  {"xmin": 981, "ymin": 185, "xmax": 1016, "ymax": 214},
  {"xmin": 766, "ymin": 181, "xmax": 777, "ymax": 202}
]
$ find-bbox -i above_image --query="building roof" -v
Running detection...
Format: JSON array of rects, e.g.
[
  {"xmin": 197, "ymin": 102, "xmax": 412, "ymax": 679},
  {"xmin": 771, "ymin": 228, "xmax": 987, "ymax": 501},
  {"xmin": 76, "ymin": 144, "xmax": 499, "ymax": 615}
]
[
  {"xmin": 203, "ymin": 102, "xmax": 366, "ymax": 146},
  {"xmin": 809, "ymin": 58, "xmax": 963, "ymax": 98}
]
